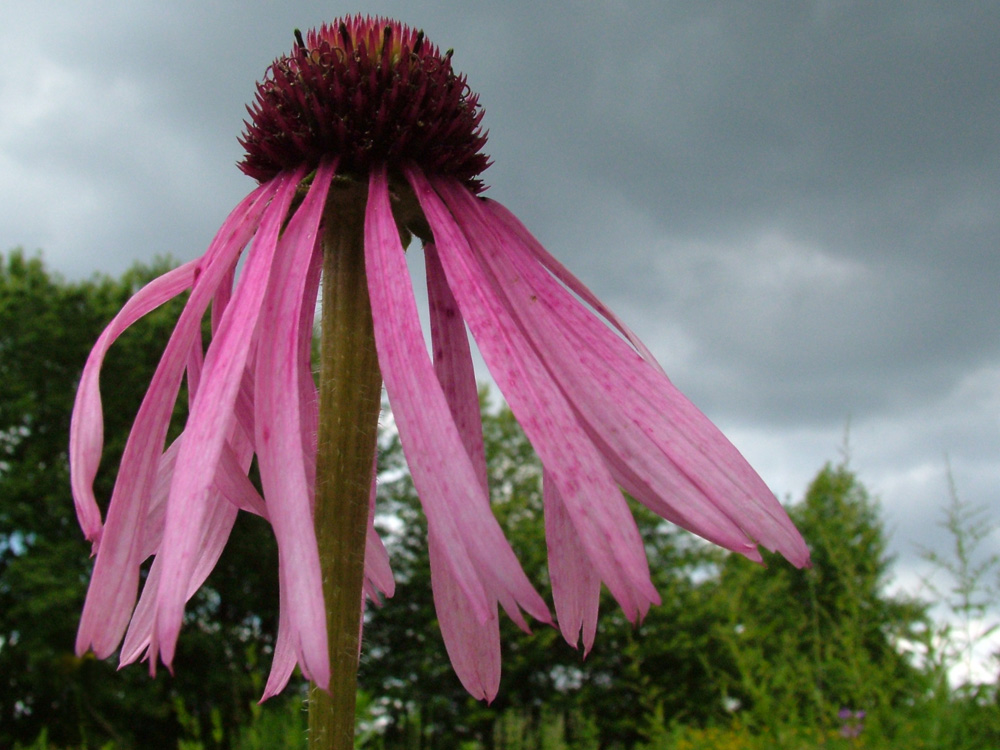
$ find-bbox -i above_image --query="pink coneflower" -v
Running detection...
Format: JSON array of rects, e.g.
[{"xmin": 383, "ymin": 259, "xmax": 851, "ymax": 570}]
[{"xmin": 71, "ymin": 16, "xmax": 809, "ymax": 704}]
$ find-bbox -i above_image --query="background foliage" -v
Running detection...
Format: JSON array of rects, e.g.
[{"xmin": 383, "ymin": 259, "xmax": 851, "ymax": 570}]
[{"xmin": 1, "ymin": 252, "xmax": 997, "ymax": 748}]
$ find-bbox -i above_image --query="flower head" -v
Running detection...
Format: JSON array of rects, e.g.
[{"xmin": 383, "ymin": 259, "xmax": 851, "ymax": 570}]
[
  {"xmin": 71, "ymin": 15, "xmax": 809, "ymax": 702},
  {"xmin": 239, "ymin": 18, "xmax": 489, "ymax": 189}
]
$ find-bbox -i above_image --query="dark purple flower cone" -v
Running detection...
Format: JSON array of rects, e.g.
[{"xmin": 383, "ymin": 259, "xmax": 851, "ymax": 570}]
[{"xmin": 239, "ymin": 16, "xmax": 491, "ymax": 190}]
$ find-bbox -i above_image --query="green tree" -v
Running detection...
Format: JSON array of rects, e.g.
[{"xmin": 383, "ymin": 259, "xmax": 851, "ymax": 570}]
[
  {"xmin": 7, "ymin": 249, "xmax": 963, "ymax": 748},
  {"xmin": 360, "ymin": 399, "xmax": 728, "ymax": 748},
  {"xmin": 0, "ymin": 251, "xmax": 287, "ymax": 749},
  {"xmin": 914, "ymin": 469, "xmax": 1000, "ymax": 749},
  {"xmin": 359, "ymin": 400, "xmax": 548, "ymax": 748},
  {"xmin": 711, "ymin": 460, "xmax": 926, "ymax": 735}
]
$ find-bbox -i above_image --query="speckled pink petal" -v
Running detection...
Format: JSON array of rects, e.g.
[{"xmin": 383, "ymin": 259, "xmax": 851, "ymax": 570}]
[
  {"xmin": 425, "ymin": 242, "xmax": 532, "ymax": 630},
  {"xmin": 120, "ymin": 490, "xmax": 239, "ymax": 667},
  {"xmin": 544, "ymin": 471, "xmax": 601, "ymax": 653},
  {"xmin": 425, "ymin": 241, "xmax": 488, "ymax": 492},
  {"xmin": 210, "ymin": 260, "xmax": 237, "ymax": 333},
  {"xmin": 132, "ymin": 411, "xmax": 263, "ymax": 579},
  {"xmin": 75, "ymin": 180, "xmax": 279, "ymax": 660},
  {"xmin": 429, "ymin": 532, "xmax": 501, "ymax": 702},
  {"xmin": 411, "ymin": 169, "xmax": 659, "ymax": 622},
  {"xmin": 154, "ymin": 168, "xmax": 304, "ymax": 667},
  {"xmin": 364, "ymin": 168, "xmax": 490, "ymax": 623},
  {"xmin": 296, "ymin": 243, "xmax": 323, "ymax": 508},
  {"xmin": 136, "ymin": 438, "xmax": 180, "ymax": 561},
  {"xmin": 69, "ymin": 259, "xmax": 198, "ymax": 547},
  {"xmin": 185, "ymin": 329, "xmax": 204, "ymax": 411},
  {"xmin": 253, "ymin": 160, "xmax": 336, "ymax": 689},
  {"xmin": 366, "ymin": 168, "xmax": 549, "ymax": 633},
  {"xmin": 478, "ymin": 196, "xmax": 810, "ymax": 567},
  {"xmin": 445, "ymin": 188, "xmax": 753, "ymax": 552},
  {"xmin": 484, "ymin": 199, "xmax": 664, "ymax": 374}
]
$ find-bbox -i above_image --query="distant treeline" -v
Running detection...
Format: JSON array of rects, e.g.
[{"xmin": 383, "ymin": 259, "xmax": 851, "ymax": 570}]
[{"xmin": 2, "ymin": 251, "xmax": 997, "ymax": 749}]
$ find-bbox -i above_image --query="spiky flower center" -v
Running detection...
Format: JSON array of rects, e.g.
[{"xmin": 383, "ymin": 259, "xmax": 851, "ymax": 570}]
[{"xmin": 238, "ymin": 16, "xmax": 490, "ymax": 190}]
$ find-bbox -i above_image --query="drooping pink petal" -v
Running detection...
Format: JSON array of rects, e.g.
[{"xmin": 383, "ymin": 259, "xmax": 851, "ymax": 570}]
[
  {"xmin": 464, "ymin": 190, "xmax": 809, "ymax": 566},
  {"xmin": 425, "ymin": 241, "xmax": 488, "ymax": 492},
  {"xmin": 429, "ymin": 532, "xmax": 501, "ymax": 702},
  {"xmin": 280, "ymin": 229, "xmax": 395, "ymax": 637},
  {"xmin": 210, "ymin": 260, "xmax": 237, "ymax": 333},
  {"xmin": 120, "ymin": 485, "xmax": 240, "ymax": 667},
  {"xmin": 365, "ymin": 167, "xmax": 549, "ymax": 634},
  {"xmin": 213, "ymin": 440, "xmax": 268, "ymax": 517},
  {"xmin": 131, "ymin": 430, "xmax": 262, "ymax": 572},
  {"xmin": 439, "ymin": 186, "xmax": 754, "ymax": 552},
  {"xmin": 484, "ymin": 199, "xmax": 665, "ymax": 374},
  {"xmin": 425, "ymin": 241, "xmax": 531, "ymax": 630},
  {"xmin": 136, "ymin": 438, "xmax": 181, "ymax": 562},
  {"xmin": 121, "ymin": 307, "xmax": 262, "ymax": 665},
  {"xmin": 364, "ymin": 169, "xmax": 489, "ymax": 623},
  {"xmin": 543, "ymin": 471, "xmax": 601, "ymax": 654},
  {"xmin": 70, "ymin": 259, "xmax": 198, "ymax": 546},
  {"xmin": 261, "ymin": 575, "xmax": 297, "ymax": 700},
  {"xmin": 154, "ymin": 168, "xmax": 304, "ymax": 667},
  {"xmin": 260, "ymin": 249, "xmax": 319, "ymax": 696},
  {"xmin": 253, "ymin": 160, "xmax": 337, "ymax": 689},
  {"xmin": 118, "ymin": 216, "xmax": 269, "ymax": 673},
  {"xmin": 296, "ymin": 242, "xmax": 323, "ymax": 507},
  {"xmin": 185, "ymin": 325, "xmax": 205, "ymax": 411},
  {"xmin": 408, "ymin": 167, "xmax": 659, "ymax": 622},
  {"xmin": 76, "ymin": 180, "xmax": 280, "ymax": 660}
]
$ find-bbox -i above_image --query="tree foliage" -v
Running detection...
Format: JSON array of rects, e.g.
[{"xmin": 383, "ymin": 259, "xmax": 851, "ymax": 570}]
[
  {"xmin": 360, "ymin": 427, "xmax": 936, "ymax": 746},
  {"xmin": 2, "ymin": 251, "xmax": 996, "ymax": 749},
  {"xmin": 710, "ymin": 461, "xmax": 928, "ymax": 734}
]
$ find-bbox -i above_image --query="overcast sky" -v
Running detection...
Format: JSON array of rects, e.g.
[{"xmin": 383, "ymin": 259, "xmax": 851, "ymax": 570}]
[{"xmin": 3, "ymin": 1, "xmax": 998, "ymax": 676}]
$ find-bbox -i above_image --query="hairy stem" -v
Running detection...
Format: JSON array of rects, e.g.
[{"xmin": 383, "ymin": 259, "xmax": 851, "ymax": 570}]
[{"xmin": 308, "ymin": 181, "xmax": 382, "ymax": 749}]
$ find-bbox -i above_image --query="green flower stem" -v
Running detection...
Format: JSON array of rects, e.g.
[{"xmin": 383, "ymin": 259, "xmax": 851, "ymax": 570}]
[{"xmin": 308, "ymin": 182, "xmax": 382, "ymax": 750}]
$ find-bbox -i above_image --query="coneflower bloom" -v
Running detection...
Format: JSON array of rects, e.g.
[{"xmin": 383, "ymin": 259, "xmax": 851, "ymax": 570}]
[{"xmin": 71, "ymin": 16, "xmax": 809, "ymax": 702}]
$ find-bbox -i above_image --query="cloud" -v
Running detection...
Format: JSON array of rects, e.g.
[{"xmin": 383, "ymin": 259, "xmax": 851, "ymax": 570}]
[{"xmin": 2, "ymin": 0, "xmax": 997, "ymax": 671}]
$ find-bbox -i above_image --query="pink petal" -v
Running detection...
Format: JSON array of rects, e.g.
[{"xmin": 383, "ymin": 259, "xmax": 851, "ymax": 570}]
[
  {"xmin": 154, "ymin": 168, "xmax": 304, "ymax": 667},
  {"xmin": 296, "ymin": 243, "xmax": 323, "ymax": 507},
  {"xmin": 446, "ymin": 189, "xmax": 753, "ymax": 552},
  {"xmin": 481, "ymin": 195, "xmax": 809, "ymax": 566},
  {"xmin": 76, "ymin": 180, "xmax": 279, "ymax": 659},
  {"xmin": 425, "ymin": 241, "xmax": 531, "ymax": 629},
  {"xmin": 185, "ymin": 325, "xmax": 204, "ymax": 410},
  {"xmin": 429, "ymin": 532, "xmax": 501, "ymax": 702},
  {"xmin": 484, "ymin": 199, "xmax": 665, "ymax": 374},
  {"xmin": 425, "ymin": 242, "xmax": 488, "ymax": 492},
  {"xmin": 253, "ymin": 160, "xmax": 337, "ymax": 689},
  {"xmin": 364, "ymin": 167, "xmax": 490, "ymax": 623},
  {"xmin": 133, "ymin": 405, "xmax": 263, "ymax": 567},
  {"xmin": 365, "ymin": 462, "xmax": 395, "ymax": 601},
  {"xmin": 261, "ymin": 578, "xmax": 297, "ymax": 700},
  {"xmin": 210, "ymin": 260, "xmax": 237, "ymax": 333},
  {"xmin": 120, "ymin": 490, "xmax": 239, "ymax": 667},
  {"xmin": 409, "ymin": 168, "xmax": 658, "ymax": 622},
  {"xmin": 365, "ymin": 167, "xmax": 549, "ymax": 631},
  {"xmin": 70, "ymin": 259, "xmax": 198, "ymax": 546},
  {"xmin": 544, "ymin": 471, "xmax": 601, "ymax": 654},
  {"xmin": 214, "ymin": 440, "xmax": 267, "ymax": 517},
  {"xmin": 136, "ymin": 438, "xmax": 181, "ymax": 561}
]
